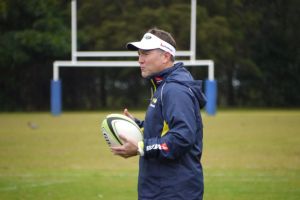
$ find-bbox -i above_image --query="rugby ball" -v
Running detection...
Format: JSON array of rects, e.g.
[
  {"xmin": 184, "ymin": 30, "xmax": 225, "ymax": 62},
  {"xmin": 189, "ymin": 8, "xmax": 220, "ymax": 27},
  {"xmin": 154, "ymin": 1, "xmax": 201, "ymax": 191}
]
[{"xmin": 101, "ymin": 114, "xmax": 143, "ymax": 147}]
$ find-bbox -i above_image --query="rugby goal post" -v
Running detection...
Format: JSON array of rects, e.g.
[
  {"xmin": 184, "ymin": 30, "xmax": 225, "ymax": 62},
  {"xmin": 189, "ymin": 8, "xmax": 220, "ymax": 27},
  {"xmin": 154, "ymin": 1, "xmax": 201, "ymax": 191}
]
[{"xmin": 51, "ymin": 0, "xmax": 217, "ymax": 115}]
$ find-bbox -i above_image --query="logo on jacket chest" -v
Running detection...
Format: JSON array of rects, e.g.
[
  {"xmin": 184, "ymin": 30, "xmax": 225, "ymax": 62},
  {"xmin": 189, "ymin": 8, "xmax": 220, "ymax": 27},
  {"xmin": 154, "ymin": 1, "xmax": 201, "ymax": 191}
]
[{"xmin": 149, "ymin": 97, "xmax": 157, "ymax": 108}]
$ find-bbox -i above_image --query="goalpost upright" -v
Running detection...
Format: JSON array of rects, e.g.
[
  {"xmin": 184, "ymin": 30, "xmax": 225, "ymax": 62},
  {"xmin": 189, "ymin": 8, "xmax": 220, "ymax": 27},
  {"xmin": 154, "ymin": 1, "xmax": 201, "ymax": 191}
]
[{"xmin": 51, "ymin": 0, "xmax": 217, "ymax": 116}]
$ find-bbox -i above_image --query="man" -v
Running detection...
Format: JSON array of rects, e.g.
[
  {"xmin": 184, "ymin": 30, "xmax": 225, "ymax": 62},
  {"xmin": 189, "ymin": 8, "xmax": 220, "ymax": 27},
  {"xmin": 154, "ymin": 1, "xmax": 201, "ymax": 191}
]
[{"xmin": 112, "ymin": 28, "xmax": 206, "ymax": 200}]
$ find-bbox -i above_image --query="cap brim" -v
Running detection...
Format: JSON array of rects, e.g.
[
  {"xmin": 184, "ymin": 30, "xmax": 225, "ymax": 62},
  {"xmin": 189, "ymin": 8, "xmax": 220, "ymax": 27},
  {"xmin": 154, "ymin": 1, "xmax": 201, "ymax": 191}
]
[
  {"xmin": 126, "ymin": 42, "xmax": 140, "ymax": 51},
  {"xmin": 126, "ymin": 42, "xmax": 157, "ymax": 51}
]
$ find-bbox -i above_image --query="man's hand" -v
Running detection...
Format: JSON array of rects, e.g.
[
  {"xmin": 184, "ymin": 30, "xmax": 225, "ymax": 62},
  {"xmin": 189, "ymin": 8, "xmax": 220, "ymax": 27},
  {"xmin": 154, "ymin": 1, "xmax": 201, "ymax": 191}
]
[
  {"xmin": 111, "ymin": 134, "xmax": 138, "ymax": 158},
  {"xmin": 124, "ymin": 108, "xmax": 134, "ymax": 120}
]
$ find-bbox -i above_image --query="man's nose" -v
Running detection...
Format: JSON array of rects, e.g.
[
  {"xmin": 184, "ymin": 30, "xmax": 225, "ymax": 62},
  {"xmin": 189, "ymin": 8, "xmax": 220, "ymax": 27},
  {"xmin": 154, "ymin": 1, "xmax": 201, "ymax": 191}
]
[{"xmin": 138, "ymin": 55, "xmax": 144, "ymax": 64}]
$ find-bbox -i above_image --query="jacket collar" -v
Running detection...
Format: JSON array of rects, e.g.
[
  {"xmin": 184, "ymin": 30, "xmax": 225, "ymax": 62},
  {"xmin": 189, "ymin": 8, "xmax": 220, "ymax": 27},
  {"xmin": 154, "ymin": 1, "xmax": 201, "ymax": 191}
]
[{"xmin": 149, "ymin": 62, "xmax": 183, "ymax": 86}]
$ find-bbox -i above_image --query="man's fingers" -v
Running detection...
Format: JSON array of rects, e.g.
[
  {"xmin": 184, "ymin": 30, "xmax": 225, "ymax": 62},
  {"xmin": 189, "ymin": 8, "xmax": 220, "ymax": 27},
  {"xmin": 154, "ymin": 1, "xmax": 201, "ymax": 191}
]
[
  {"xmin": 111, "ymin": 134, "xmax": 137, "ymax": 158},
  {"xmin": 111, "ymin": 146, "xmax": 125, "ymax": 154},
  {"xmin": 124, "ymin": 108, "xmax": 134, "ymax": 120},
  {"xmin": 111, "ymin": 146, "xmax": 130, "ymax": 158},
  {"xmin": 123, "ymin": 108, "xmax": 130, "ymax": 117},
  {"xmin": 124, "ymin": 108, "xmax": 129, "ymax": 115}
]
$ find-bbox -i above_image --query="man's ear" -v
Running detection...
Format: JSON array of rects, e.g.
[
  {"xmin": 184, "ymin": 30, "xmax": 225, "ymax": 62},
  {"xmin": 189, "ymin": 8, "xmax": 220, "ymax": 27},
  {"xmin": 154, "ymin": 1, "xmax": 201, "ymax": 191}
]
[{"xmin": 162, "ymin": 52, "xmax": 172, "ymax": 64}]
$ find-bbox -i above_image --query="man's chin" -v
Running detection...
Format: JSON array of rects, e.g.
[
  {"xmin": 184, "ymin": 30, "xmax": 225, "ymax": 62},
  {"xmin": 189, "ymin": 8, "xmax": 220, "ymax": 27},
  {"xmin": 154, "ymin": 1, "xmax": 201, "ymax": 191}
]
[{"xmin": 141, "ymin": 72, "xmax": 149, "ymax": 78}]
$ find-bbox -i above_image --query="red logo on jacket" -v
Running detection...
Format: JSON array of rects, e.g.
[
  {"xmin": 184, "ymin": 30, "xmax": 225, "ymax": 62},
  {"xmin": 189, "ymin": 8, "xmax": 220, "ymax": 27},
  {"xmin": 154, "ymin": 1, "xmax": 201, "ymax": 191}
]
[
  {"xmin": 161, "ymin": 142, "xmax": 169, "ymax": 152},
  {"xmin": 154, "ymin": 76, "xmax": 163, "ymax": 84}
]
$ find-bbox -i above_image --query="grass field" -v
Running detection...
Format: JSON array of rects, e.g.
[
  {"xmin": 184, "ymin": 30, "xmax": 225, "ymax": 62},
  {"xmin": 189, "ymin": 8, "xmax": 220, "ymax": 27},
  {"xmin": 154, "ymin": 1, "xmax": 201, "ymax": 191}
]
[{"xmin": 0, "ymin": 110, "xmax": 299, "ymax": 199}]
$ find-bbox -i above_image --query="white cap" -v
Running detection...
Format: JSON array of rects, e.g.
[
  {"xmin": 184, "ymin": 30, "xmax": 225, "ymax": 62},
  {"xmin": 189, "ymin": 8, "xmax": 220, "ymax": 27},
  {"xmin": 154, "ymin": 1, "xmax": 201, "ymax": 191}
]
[{"xmin": 126, "ymin": 33, "xmax": 176, "ymax": 56}]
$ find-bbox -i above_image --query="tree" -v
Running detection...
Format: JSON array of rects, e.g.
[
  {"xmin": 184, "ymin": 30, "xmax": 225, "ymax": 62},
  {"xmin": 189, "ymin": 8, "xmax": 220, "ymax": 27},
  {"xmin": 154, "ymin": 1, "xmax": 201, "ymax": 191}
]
[{"xmin": 0, "ymin": 0, "xmax": 70, "ymax": 110}]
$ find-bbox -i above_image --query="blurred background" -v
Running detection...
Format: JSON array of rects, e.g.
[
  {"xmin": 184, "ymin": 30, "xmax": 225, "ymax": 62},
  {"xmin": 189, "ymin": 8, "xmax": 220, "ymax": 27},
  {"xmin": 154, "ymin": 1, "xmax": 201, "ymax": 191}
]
[
  {"xmin": 0, "ymin": 0, "xmax": 299, "ymax": 111},
  {"xmin": 1, "ymin": 1, "xmax": 299, "ymax": 199}
]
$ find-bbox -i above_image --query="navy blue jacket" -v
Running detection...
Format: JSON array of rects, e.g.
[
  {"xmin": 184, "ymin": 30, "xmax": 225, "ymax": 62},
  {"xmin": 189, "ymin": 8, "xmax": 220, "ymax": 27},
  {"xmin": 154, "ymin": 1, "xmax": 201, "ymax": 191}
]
[{"xmin": 135, "ymin": 62, "xmax": 206, "ymax": 200}]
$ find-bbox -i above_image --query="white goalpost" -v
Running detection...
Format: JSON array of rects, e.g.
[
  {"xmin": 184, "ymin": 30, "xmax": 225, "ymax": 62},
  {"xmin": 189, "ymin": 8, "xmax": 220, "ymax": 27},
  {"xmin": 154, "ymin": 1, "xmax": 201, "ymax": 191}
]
[{"xmin": 51, "ymin": 0, "xmax": 217, "ymax": 115}]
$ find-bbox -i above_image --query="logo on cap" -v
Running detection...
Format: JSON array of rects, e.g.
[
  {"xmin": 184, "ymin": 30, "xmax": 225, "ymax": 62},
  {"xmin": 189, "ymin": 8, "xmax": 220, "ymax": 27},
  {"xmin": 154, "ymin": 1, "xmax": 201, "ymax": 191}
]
[{"xmin": 145, "ymin": 35, "xmax": 152, "ymax": 39}]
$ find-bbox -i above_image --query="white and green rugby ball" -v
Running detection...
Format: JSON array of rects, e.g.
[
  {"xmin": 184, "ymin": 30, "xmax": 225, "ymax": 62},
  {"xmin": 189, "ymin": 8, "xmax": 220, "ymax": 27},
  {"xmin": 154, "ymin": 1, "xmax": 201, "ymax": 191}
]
[{"xmin": 101, "ymin": 114, "xmax": 143, "ymax": 147}]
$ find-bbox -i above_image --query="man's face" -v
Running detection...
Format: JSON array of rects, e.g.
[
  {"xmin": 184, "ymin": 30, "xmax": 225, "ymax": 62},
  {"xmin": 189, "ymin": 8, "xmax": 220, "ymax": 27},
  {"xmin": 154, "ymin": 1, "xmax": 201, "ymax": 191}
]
[{"xmin": 138, "ymin": 49, "xmax": 165, "ymax": 78}]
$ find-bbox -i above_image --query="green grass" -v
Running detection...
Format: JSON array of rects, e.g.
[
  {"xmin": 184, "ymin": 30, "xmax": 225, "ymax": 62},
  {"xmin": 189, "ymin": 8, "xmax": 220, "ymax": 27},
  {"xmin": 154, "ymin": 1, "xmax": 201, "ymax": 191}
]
[{"xmin": 0, "ymin": 110, "xmax": 299, "ymax": 199}]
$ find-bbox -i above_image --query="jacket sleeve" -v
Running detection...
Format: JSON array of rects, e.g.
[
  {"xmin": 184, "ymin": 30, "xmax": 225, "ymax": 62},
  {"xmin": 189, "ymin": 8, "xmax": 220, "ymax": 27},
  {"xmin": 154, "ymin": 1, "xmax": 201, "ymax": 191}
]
[
  {"xmin": 143, "ymin": 83, "xmax": 199, "ymax": 160},
  {"xmin": 134, "ymin": 118, "xmax": 144, "ymax": 128}
]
